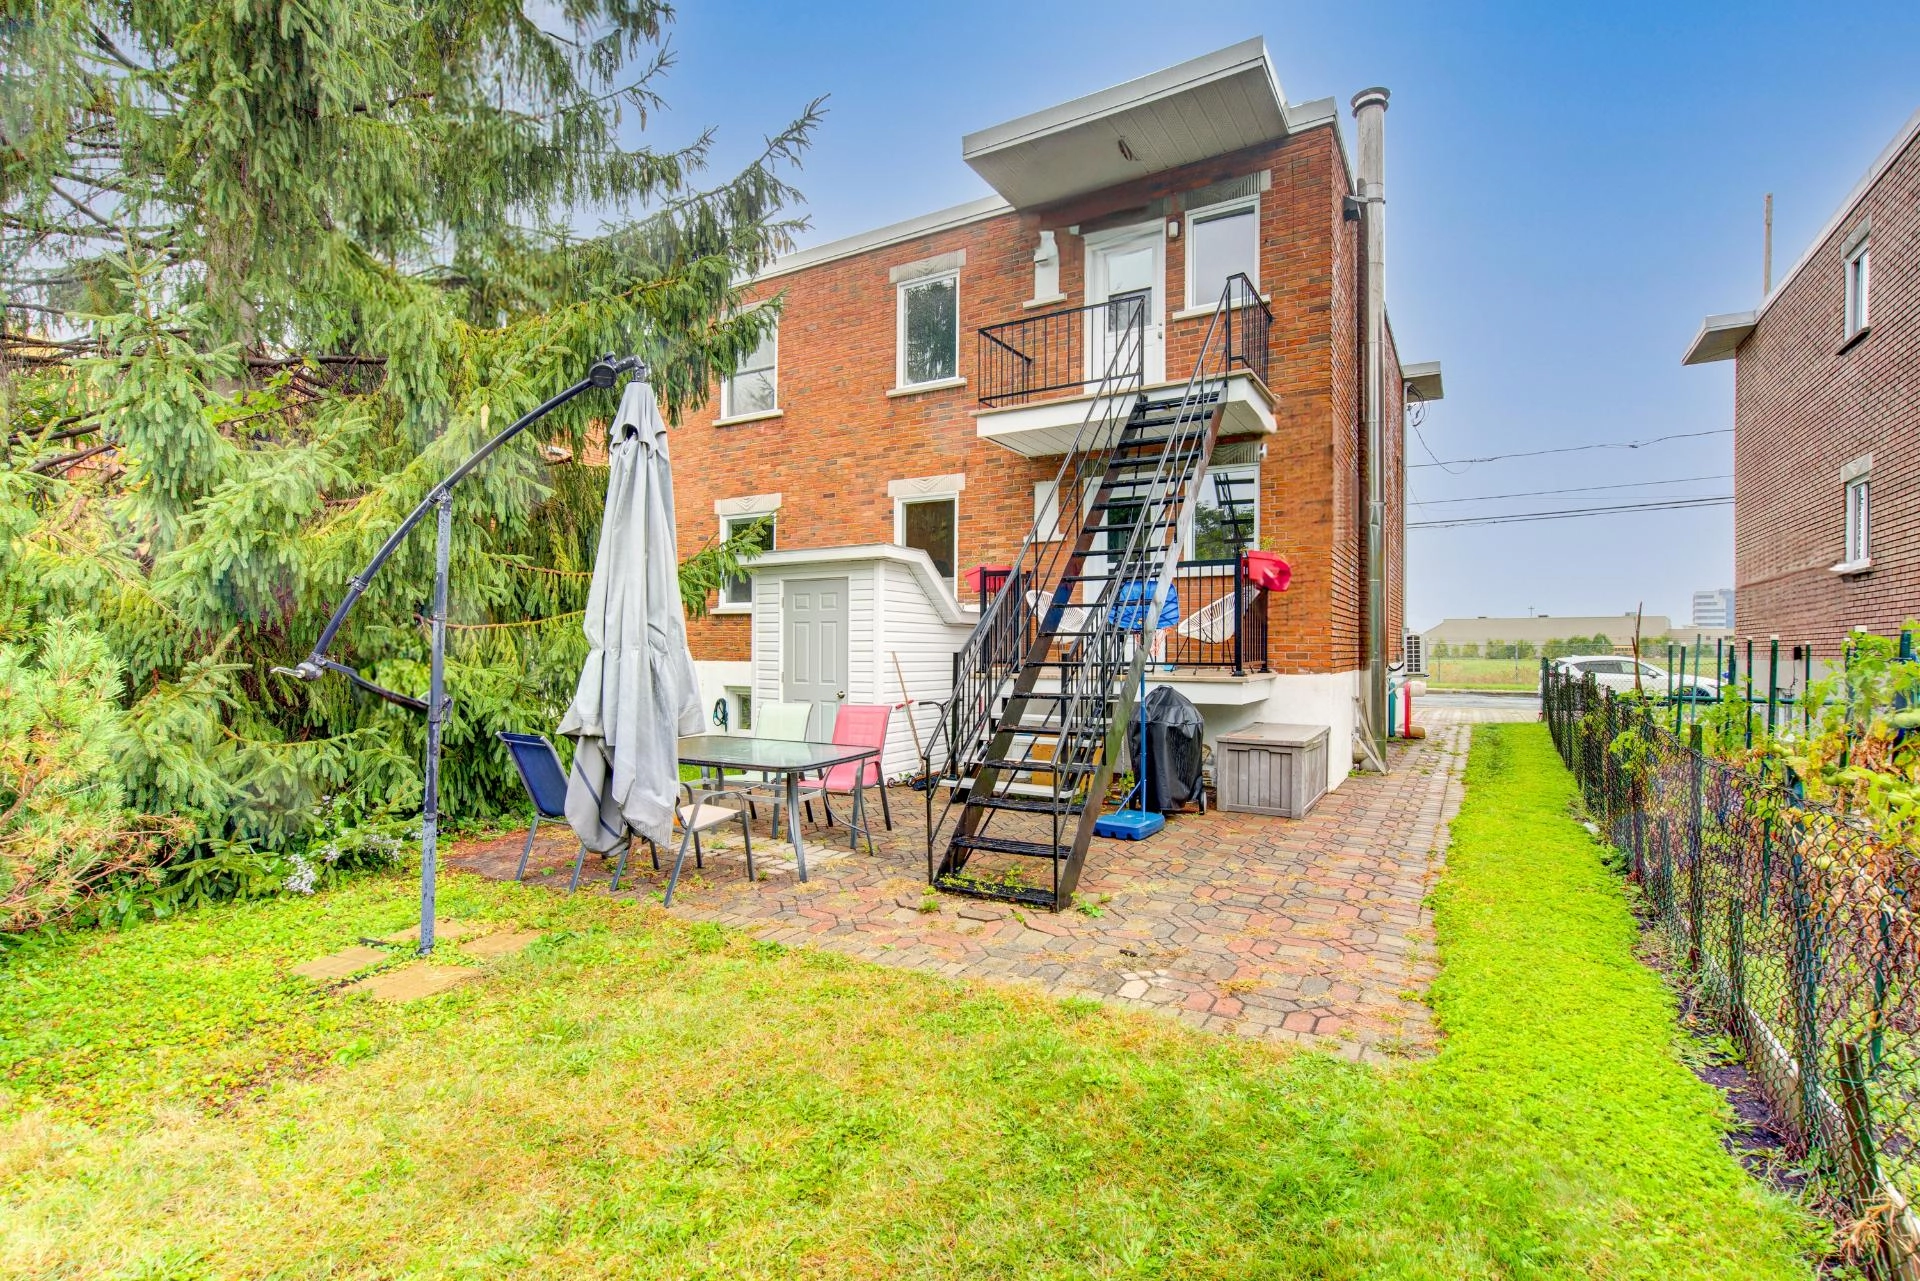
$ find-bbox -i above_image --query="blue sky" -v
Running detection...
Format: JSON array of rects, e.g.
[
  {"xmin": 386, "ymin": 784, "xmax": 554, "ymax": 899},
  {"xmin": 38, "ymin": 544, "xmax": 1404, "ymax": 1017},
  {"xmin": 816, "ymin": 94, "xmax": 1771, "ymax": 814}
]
[{"xmin": 635, "ymin": 1, "xmax": 1920, "ymax": 631}]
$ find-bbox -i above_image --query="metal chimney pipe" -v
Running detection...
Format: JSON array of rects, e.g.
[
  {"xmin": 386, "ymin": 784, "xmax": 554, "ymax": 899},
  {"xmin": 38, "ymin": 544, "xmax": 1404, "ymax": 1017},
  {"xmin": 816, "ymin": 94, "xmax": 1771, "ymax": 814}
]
[{"xmin": 1352, "ymin": 86, "xmax": 1390, "ymax": 764}]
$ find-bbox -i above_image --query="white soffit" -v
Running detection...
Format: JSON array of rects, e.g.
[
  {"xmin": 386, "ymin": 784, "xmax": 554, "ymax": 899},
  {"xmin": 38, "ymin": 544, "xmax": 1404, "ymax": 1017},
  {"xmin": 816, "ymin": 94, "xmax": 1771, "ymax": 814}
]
[
  {"xmin": 1402, "ymin": 361, "xmax": 1444, "ymax": 401},
  {"xmin": 1681, "ymin": 312, "xmax": 1758, "ymax": 366},
  {"xmin": 962, "ymin": 38, "xmax": 1294, "ymax": 210}
]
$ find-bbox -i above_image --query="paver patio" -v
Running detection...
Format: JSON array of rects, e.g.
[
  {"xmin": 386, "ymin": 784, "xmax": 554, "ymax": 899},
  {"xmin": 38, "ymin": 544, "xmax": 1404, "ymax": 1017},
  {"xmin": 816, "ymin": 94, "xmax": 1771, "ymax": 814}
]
[{"xmin": 449, "ymin": 706, "xmax": 1517, "ymax": 1062}]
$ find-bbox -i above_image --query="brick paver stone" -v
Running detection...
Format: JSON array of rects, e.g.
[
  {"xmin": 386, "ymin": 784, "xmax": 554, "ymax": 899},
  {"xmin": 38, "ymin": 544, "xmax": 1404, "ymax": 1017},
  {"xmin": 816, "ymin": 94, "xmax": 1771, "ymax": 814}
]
[
  {"xmin": 450, "ymin": 709, "xmax": 1507, "ymax": 1060},
  {"xmin": 291, "ymin": 946, "xmax": 390, "ymax": 983},
  {"xmin": 344, "ymin": 962, "xmax": 481, "ymax": 1002}
]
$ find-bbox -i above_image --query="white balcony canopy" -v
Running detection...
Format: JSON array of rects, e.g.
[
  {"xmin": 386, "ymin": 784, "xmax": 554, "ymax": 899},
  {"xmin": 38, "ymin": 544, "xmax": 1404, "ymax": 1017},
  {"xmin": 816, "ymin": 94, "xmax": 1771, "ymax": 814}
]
[{"xmin": 962, "ymin": 38, "xmax": 1319, "ymax": 211}]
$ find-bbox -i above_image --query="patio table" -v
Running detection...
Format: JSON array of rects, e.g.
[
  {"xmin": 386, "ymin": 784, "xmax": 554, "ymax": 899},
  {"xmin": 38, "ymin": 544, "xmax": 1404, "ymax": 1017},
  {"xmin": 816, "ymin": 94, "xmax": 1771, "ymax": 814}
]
[{"xmin": 676, "ymin": 735, "xmax": 880, "ymax": 883}]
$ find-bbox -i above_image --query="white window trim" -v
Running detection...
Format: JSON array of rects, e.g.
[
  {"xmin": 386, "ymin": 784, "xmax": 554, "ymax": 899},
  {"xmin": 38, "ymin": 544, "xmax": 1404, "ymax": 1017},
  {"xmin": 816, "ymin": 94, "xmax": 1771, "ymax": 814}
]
[
  {"xmin": 892, "ymin": 487, "xmax": 961, "ymax": 589},
  {"xmin": 1183, "ymin": 194, "xmax": 1261, "ymax": 312},
  {"xmin": 895, "ymin": 269, "xmax": 961, "ymax": 391},
  {"xmin": 713, "ymin": 494, "xmax": 781, "ymax": 613},
  {"xmin": 1843, "ymin": 238, "xmax": 1871, "ymax": 340},
  {"xmin": 1835, "ymin": 457, "xmax": 1872, "ymax": 574},
  {"xmin": 720, "ymin": 313, "xmax": 778, "ymax": 420}
]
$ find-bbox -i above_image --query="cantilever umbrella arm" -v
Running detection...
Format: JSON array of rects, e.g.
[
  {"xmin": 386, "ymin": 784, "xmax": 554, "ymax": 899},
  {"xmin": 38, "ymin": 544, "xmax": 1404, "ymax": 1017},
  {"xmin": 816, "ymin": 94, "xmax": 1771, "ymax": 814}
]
[{"xmin": 275, "ymin": 353, "xmax": 643, "ymax": 953}]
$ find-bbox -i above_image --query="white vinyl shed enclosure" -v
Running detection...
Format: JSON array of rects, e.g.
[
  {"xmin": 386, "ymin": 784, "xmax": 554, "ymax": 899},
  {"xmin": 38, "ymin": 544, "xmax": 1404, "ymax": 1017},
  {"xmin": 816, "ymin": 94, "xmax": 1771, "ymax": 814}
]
[{"xmin": 740, "ymin": 545, "xmax": 973, "ymax": 779}]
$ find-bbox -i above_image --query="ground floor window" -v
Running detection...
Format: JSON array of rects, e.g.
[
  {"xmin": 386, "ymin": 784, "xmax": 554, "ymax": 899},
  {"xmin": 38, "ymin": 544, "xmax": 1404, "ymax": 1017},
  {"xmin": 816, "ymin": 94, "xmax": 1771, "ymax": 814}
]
[
  {"xmin": 1845, "ymin": 474, "xmax": 1871, "ymax": 565},
  {"xmin": 898, "ymin": 496, "xmax": 958, "ymax": 584},
  {"xmin": 1189, "ymin": 463, "xmax": 1259, "ymax": 558},
  {"xmin": 721, "ymin": 512, "xmax": 775, "ymax": 606}
]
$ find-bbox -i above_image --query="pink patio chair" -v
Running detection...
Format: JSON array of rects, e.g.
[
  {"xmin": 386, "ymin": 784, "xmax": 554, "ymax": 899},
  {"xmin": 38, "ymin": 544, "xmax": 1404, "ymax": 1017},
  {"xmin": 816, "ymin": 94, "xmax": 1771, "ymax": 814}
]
[{"xmin": 820, "ymin": 703, "xmax": 892, "ymax": 854}]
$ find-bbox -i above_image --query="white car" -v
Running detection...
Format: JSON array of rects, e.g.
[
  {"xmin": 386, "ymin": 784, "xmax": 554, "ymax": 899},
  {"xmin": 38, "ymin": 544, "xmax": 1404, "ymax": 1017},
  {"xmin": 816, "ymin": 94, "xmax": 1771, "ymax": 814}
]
[{"xmin": 1552, "ymin": 655, "xmax": 1719, "ymax": 701}]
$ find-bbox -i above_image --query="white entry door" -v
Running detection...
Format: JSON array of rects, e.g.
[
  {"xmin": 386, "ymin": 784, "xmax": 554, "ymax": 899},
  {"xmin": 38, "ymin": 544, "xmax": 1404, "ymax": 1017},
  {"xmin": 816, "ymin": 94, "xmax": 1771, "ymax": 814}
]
[
  {"xmin": 782, "ymin": 576, "xmax": 849, "ymax": 738},
  {"xmin": 1086, "ymin": 226, "xmax": 1165, "ymax": 385}
]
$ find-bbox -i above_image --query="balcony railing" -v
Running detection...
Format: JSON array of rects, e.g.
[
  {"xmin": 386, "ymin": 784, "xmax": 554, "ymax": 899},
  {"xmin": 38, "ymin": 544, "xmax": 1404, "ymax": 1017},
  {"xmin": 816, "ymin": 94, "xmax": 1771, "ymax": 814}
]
[
  {"xmin": 976, "ymin": 294, "xmax": 1146, "ymax": 408},
  {"xmin": 1160, "ymin": 557, "xmax": 1271, "ymax": 675},
  {"xmin": 968, "ymin": 557, "xmax": 1270, "ymax": 675},
  {"xmin": 975, "ymin": 274, "xmax": 1271, "ymax": 408}
]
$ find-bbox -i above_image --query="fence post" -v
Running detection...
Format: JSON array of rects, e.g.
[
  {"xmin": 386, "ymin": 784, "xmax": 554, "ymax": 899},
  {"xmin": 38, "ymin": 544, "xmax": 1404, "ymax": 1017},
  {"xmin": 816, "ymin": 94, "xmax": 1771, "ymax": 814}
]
[
  {"xmin": 1783, "ymin": 772, "xmax": 1822, "ymax": 1147},
  {"xmin": 1768, "ymin": 635, "xmax": 1780, "ymax": 737},
  {"xmin": 1745, "ymin": 637, "xmax": 1755, "ymax": 749},
  {"xmin": 1835, "ymin": 1040, "xmax": 1885, "ymax": 1256},
  {"xmin": 1687, "ymin": 723, "xmax": 1706, "ymax": 970}
]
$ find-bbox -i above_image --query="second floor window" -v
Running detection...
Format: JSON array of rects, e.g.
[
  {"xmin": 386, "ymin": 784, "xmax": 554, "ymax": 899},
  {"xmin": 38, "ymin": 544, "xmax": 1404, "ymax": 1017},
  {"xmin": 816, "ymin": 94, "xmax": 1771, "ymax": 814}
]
[
  {"xmin": 723, "ymin": 321, "xmax": 777, "ymax": 418},
  {"xmin": 1844, "ymin": 239, "xmax": 1871, "ymax": 339},
  {"xmin": 899, "ymin": 273, "xmax": 959, "ymax": 387},
  {"xmin": 1187, "ymin": 198, "xmax": 1259, "ymax": 309},
  {"xmin": 1845, "ymin": 474, "xmax": 1871, "ymax": 565}
]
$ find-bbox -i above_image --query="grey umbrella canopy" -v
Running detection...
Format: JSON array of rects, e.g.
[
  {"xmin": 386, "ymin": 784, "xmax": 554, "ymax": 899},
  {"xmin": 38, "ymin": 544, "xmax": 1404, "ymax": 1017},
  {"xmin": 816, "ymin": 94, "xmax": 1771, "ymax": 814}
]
[{"xmin": 560, "ymin": 378, "xmax": 703, "ymax": 851}]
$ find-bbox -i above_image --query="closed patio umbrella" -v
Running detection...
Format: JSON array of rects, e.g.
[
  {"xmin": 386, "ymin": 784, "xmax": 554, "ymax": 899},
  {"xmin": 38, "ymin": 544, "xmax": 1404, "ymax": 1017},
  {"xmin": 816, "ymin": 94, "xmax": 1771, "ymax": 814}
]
[{"xmin": 560, "ymin": 377, "xmax": 702, "ymax": 852}]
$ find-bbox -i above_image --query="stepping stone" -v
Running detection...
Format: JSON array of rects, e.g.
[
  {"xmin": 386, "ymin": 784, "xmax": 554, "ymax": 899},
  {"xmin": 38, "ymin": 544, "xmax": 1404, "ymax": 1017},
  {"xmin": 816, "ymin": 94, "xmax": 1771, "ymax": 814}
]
[
  {"xmin": 381, "ymin": 919, "xmax": 489, "ymax": 945},
  {"xmin": 461, "ymin": 930, "xmax": 542, "ymax": 960},
  {"xmin": 292, "ymin": 946, "xmax": 389, "ymax": 982},
  {"xmin": 343, "ymin": 961, "xmax": 480, "ymax": 1002}
]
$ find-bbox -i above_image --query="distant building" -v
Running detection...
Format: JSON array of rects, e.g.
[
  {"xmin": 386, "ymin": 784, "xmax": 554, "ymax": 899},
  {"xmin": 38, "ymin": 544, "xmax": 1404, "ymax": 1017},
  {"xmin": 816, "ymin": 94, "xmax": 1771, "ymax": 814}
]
[
  {"xmin": 1684, "ymin": 107, "xmax": 1919, "ymax": 655},
  {"xmin": 1691, "ymin": 588, "xmax": 1735, "ymax": 630},
  {"xmin": 1422, "ymin": 613, "xmax": 1672, "ymax": 655}
]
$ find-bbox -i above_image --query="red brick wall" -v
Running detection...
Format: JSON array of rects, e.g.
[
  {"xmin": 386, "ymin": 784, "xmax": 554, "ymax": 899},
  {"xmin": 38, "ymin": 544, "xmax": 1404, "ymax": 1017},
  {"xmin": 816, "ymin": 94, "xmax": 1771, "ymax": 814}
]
[
  {"xmin": 1733, "ymin": 128, "xmax": 1920, "ymax": 656},
  {"xmin": 675, "ymin": 123, "xmax": 1406, "ymax": 675}
]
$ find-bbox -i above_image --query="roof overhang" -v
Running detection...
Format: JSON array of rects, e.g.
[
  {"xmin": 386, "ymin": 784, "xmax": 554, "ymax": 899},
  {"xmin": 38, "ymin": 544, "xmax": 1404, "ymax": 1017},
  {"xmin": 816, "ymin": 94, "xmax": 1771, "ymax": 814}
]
[
  {"xmin": 1402, "ymin": 361, "xmax": 1444, "ymax": 401},
  {"xmin": 1681, "ymin": 311, "xmax": 1758, "ymax": 365},
  {"xmin": 962, "ymin": 38, "xmax": 1297, "ymax": 210}
]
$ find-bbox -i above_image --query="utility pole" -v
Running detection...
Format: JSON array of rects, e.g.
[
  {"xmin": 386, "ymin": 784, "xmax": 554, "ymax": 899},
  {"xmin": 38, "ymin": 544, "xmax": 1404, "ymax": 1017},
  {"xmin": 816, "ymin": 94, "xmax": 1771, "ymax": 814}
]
[{"xmin": 1763, "ymin": 193, "xmax": 1774, "ymax": 295}]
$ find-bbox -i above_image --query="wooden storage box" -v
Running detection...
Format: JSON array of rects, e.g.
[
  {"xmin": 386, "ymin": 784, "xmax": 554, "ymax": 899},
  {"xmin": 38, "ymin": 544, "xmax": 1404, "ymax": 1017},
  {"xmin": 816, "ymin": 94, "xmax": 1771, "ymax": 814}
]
[{"xmin": 1215, "ymin": 723, "xmax": 1329, "ymax": 818}]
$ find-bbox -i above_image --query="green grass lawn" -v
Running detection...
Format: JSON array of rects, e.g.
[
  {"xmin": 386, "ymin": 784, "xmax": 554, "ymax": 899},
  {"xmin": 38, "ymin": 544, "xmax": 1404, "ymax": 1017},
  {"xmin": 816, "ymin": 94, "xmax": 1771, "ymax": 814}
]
[
  {"xmin": 0, "ymin": 726, "xmax": 1822, "ymax": 1279},
  {"xmin": 1428, "ymin": 656, "xmax": 1543, "ymax": 691}
]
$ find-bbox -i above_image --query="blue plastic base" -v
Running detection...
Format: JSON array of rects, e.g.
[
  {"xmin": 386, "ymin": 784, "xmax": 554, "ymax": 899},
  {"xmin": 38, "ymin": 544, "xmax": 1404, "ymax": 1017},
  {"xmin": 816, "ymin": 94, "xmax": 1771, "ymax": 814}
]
[{"xmin": 1093, "ymin": 808, "xmax": 1166, "ymax": 841}]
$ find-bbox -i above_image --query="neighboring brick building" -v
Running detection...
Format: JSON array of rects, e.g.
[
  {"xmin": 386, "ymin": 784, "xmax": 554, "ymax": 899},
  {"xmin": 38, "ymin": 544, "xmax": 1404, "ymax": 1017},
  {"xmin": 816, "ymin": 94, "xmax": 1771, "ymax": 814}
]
[
  {"xmin": 1684, "ymin": 107, "xmax": 1920, "ymax": 655},
  {"xmin": 675, "ymin": 40, "xmax": 1440, "ymax": 789}
]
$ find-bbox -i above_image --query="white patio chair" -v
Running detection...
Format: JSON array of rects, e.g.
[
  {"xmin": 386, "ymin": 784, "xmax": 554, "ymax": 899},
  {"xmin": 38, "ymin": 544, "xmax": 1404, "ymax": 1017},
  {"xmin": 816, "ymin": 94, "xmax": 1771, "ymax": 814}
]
[{"xmin": 739, "ymin": 699, "xmax": 827, "ymax": 830}]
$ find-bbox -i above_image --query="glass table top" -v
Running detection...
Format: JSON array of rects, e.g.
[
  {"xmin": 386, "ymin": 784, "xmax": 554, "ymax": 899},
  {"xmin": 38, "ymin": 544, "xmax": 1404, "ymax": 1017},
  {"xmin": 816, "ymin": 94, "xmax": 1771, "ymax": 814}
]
[{"xmin": 677, "ymin": 734, "xmax": 878, "ymax": 772}]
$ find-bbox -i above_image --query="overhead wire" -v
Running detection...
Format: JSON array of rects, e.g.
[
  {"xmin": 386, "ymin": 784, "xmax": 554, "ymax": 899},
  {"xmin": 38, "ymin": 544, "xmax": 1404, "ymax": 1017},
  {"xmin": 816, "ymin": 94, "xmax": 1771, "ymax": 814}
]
[
  {"xmin": 1409, "ymin": 495, "xmax": 1731, "ymax": 529},
  {"xmin": 1408, "ymin": 428, "xmax": 1732, "ymax": 470},
  {"xmin": 1408, "ymin": 473, "xmax": 1733, "ymax": 506}
]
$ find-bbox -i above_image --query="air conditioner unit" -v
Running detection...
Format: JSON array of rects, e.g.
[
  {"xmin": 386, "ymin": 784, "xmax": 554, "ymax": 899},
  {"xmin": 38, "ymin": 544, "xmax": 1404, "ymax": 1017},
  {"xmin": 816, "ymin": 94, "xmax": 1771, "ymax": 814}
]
[{"xmin": 1403, "ymin": 631, "xmax": 1426, "ymax": 676}]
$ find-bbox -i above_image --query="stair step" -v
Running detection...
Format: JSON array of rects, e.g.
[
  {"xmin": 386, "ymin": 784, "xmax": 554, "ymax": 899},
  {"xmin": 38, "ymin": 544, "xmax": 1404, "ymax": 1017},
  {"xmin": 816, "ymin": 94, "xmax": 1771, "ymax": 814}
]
[
  {"xmin": 952, "ymin": 834, "xmax": 1067, "ymax": 860},
  {"xmin": 965, "ymin": 794, "xmax": 1086, "ymax": 815},
  {"xmin": 933, "ymin": 875, "xmax": 1062, "ymax": 910},
  {"xmin": 994, "ymin": 722, "xmax": 1104, "ymax": 739},
  {"xmin": 981, "ymin": 757, "xmax": 1097, "ymax": 775}
]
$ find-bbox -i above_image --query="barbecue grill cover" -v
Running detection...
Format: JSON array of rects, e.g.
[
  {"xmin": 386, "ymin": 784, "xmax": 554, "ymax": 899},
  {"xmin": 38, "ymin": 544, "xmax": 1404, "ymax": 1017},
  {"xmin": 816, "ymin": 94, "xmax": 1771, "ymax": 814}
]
[{"xmin": 1127, "ymin": 685, "xmax": 1207, "ymax": 813}]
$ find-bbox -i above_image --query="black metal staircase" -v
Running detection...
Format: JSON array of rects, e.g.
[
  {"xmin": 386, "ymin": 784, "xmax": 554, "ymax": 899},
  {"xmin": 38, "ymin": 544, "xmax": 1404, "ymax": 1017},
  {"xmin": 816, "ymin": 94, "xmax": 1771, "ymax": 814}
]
[{"xmin": 923, "ymin": 275, "xmax": 1264, "ymax": 910}]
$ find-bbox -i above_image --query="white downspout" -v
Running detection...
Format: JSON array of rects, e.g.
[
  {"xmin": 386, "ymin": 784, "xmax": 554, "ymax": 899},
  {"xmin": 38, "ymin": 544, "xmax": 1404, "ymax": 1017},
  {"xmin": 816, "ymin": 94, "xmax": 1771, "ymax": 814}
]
[{"xmin": 1353, "ymin": 87, "xmax": 1390, "ymax": 764}]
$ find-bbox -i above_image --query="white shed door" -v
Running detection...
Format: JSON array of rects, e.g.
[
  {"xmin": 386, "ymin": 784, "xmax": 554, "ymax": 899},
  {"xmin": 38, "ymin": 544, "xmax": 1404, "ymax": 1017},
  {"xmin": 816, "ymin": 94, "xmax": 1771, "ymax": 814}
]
[{"xmin": 782, "ymin": 576, "xmax": 849, "ymax": 738}]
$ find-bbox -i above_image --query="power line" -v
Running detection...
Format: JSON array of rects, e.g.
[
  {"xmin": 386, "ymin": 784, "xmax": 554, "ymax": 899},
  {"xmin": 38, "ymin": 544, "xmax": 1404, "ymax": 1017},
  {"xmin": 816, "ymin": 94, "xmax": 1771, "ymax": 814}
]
[
  {"xmin": 1408, "ymin": 428, "xmax": 1732, "ymax": 470},
  {"xmin": 1409, "ymin": 495, "xmax": 1731, "ymax": 530},
  {"xmin": 1408, "ymin": 473, "xmax": 1733, "ymax": 506}
]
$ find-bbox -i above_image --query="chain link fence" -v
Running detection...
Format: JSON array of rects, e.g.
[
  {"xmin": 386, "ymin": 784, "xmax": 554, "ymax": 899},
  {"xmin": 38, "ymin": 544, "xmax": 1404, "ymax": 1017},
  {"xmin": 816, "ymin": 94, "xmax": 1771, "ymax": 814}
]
[{"xmin": 1544, "ymin": 665, "xmax": 1920, "ymax": 1277}]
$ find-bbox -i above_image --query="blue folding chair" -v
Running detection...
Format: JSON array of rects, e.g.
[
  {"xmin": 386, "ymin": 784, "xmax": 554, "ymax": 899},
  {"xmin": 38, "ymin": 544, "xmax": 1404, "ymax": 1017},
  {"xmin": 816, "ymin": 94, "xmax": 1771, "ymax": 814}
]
[{"xmin": 498, "ymin": 732, "xmax": 656, "ymax": 891}]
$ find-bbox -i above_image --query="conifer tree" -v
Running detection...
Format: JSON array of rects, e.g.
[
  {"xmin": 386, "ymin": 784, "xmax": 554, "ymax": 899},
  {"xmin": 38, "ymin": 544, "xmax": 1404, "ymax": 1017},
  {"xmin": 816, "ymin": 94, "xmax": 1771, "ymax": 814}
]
[{"xmin": 0, "ymin": 0, "xmax": 817, "ymax": 924}]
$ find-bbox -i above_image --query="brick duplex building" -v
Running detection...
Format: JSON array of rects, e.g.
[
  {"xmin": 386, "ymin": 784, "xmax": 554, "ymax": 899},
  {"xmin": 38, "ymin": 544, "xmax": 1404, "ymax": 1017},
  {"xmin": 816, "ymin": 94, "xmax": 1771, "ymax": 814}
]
[
  {"xmin": 675, "ymin": 39, "xmax": 1440, "ymax": 791},
  {"xmin": 1685, "ymin": 107, "xmax": 1920, "ymax": 655}
]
